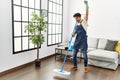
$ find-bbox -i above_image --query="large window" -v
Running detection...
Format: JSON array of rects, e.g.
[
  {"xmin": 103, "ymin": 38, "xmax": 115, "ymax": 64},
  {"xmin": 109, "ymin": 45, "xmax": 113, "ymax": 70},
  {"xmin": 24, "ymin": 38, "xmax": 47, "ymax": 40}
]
[
  {"xmin": 12, "ymin": 0, "xmax": 48, "ymax": 54},
  {"xmin": 48, "ymin": 0, "xmax": 63, "ymax": 46}
]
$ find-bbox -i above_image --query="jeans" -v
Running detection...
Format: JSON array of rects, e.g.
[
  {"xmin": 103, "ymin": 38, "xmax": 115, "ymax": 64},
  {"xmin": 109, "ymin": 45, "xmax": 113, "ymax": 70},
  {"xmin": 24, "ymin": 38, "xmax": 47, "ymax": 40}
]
[{"xmin": 73, "ymin": 49, "xmax": 88, "ymax": 67}]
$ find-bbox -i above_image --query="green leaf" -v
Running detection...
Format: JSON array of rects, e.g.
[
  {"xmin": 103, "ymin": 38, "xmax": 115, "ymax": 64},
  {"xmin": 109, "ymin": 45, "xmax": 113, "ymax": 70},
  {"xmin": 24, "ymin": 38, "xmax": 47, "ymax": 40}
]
[{"xmin": 24, "ymin": 12, "xmax": 48, "ymax": 45}]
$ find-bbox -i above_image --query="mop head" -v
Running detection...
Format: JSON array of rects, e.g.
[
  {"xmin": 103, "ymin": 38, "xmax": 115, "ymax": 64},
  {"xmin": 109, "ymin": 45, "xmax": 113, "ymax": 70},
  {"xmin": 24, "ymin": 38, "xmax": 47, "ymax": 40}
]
[{"xmin": 53, "ymin": 69, "xmax": 70, "ymax": 76}]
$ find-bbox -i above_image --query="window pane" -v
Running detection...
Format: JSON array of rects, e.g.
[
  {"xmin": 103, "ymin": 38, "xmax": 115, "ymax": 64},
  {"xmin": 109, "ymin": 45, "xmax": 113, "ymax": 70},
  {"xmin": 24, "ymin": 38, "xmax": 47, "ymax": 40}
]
[
  {"xmin": 22, "ymin": 7, "xmax": 28, "ymax": 21},
  {"xmin": 48, "ymin": 13, "xmax": 52, "ymax": 23},
  {"xmin": 58, "ymin": 34, "xmax": 61, "ymax": 42},
  {"xmin": 56, "ymin": 15, "xmax": 59, "ymax": 23},
  {"xmin": 56, "ymin": 0, "xmax": 59, "ymax": 3},
  {"xmin": 59, "ymin": 15, "xmax": 62, "ymax": 23},
  {"xmin": 41, "ymin": 10, "xmax": 47, "ymax": 17},
  {"xmin": 35, "ymin": 10, "xmax": 40, "ymax": 15},
  {"xmin": 29, "ymin": 0, "xmax": 34, "ymax": 8},
  {"xmin": 56, "ymin": 25, "xmax": 59, "ymax": 34},
  {"xmin": 48, "ymin": 35, "xmax": 52, "ymax": 45},
  {"xmin": 35, "ymin": 0, "xmax": 40, "ymax": 9},
  {"xmin": 52, "ymin": 14, "xmax": 56, "ymax": 23},
  {"xmin": 13, "ymin": 0, "xmax": 21, "ymax": 5},
  {"xmin": 34, "ymin": 45, "xmax": 37, "ymax": 48},
  {"xmin": 59, "ymin": 6, "xmax": 62, "ymax": 14},
  {"xmin": 52, "ymin": 25, "xmax": 56, "ymax": 34},
  {"xmin": 48, "ymin": 24, "xmax": 52, "ymax": 34},
  {"xmin": 29, "ymin": 9, "xmax": 34, "ymax": 21},
  {"xmin": 44, "ymin": 17, "xmax": 47, "ymax": 21},
  {"xmin": 22, "ymin": 37, "xmax": 28, "ymax": 50},
  {"xmin": 14, "ymin": 6, "xmax": 21, "ymax": 21},
  {"xmin": 52, "ymin": 0, "xmax": 56, "ymax": 3},
  {"xmin": 22, "ymin": 22, "xmax": 28, "ymax": 36},
  {"xmin": 60, "ymin": 0, "xmax": 62, "ymax": 4},
  {"xmin": 56, "ymin": 35, "xmax": 59, "ymax": 43},
  {"xmin": 22, "ymin": 0, "xmax": 28, "ymax": 7},
  {"xmin": 53, "ymin": 3, "xmax": 56, "ymax": 13},
  {"xmin": 14, "ymin": 38, "xmax": 21, "ymax": 52},
  {"xmin": 56, "ymin": 5, "xmax": 60, "ymax": 14},
  {"xmin": 14, "ymin": 22, "xmax": 21, "ymax": 36},
  {"xmin": 29, "ymin": 40, "xmax": 34, "ymax": 48},
  {"xmin": 49, "ymin": 1, "xmax": 52, "ymax": 12},
  {"xmin": 52, "ymin": 35, "xmax": 56, "ymax": 44},
  {"xmin": 59, "ymin": 25, "xmax": 62, "ymax": 33}
]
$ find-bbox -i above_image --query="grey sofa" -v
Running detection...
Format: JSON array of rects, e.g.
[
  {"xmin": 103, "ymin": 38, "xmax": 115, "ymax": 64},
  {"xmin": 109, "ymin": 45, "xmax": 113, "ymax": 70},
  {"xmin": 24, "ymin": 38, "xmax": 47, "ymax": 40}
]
[{"xmin": 87, "ymin": 38, "xmax": 120, "ymax": 70}]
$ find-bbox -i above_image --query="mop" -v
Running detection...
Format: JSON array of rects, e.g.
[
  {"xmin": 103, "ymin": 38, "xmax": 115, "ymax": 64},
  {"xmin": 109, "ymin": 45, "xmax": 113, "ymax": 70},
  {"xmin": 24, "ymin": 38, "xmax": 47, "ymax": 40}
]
[
  {"xmin": 53, "ymin": 0, "xmax": 89, "ymax": 76},
  {"xmin": 53, "ymin": 36, "xmax": 73, "ymax": 76}
]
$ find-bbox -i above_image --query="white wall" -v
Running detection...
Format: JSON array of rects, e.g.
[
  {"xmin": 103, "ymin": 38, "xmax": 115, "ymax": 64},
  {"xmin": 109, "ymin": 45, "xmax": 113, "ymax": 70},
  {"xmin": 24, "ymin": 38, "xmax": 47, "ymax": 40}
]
[
  {"xmin": 68, "ymin": 0, "xmax": 120, "ymax": 40},
  {"xmin": 68, "ymin": 0, "xmax": 86, "ymax": 37},
  {"xmin": 0, "ymin": 0, "xmax": 69, "ymax": 72},
  {"xmin": 63, "ymin": 0, "xmax": 69, "ymax": 42}
]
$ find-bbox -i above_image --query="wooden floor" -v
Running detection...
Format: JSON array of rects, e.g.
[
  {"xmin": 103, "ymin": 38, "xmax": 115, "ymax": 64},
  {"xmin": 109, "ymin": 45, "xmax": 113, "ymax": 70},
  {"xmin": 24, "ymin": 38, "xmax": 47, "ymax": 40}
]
[{"xmin": 1, "ymin": 56, "xmax": 120, "ymax": 80}]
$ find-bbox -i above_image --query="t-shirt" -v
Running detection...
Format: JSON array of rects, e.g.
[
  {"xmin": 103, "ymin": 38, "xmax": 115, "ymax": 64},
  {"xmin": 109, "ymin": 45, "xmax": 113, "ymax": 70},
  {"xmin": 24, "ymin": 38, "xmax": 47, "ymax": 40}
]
[{"xmin": 74, "ymin": 19, "xmax": 88, "ymax": 32}]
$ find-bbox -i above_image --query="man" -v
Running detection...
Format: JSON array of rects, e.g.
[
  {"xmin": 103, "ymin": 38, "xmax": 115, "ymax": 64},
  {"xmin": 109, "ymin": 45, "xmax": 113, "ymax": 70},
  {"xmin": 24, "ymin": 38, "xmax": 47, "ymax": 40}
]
[{"xmin": 71, "ymin": 1, "xmax": 89, "ymax": 73}]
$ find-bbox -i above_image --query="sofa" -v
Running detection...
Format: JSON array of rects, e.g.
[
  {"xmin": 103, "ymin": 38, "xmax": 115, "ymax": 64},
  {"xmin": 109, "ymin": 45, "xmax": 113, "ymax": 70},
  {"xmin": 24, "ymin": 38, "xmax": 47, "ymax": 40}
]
[
  {"xmin": 87, "ymin": 38, "xmax": 120, "ymax": 70},
  {"xmin": 57, "ymin": 37, "xmax": 120, "ymax": 70}
]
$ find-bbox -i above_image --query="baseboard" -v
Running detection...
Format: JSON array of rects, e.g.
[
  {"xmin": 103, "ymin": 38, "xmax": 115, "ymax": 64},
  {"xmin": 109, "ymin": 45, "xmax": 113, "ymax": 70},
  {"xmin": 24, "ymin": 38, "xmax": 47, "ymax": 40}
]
[{"xmin": 0, "ymin": 54, "xmax": 55, "ymax": 77}]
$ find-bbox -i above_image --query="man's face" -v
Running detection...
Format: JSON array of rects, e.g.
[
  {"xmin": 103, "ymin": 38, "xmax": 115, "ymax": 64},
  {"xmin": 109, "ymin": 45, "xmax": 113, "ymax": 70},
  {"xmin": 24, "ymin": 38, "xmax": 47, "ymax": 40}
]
[{"xmin": 74, "ymin": 17, "xmax": 81, "ymax": 22}]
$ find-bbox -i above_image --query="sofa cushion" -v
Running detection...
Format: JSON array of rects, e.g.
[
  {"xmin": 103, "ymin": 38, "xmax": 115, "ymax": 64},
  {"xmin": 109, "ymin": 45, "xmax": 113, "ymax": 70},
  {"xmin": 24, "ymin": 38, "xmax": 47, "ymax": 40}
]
[
  {"xmin": 98, "ymin": 38, "xmax": 108, "ymax": 49},
  {"xmin": 88, "ymin": 37, "xmax": 98, "ymax": 49},
  {"xmin": 104, "ymin": 40, "xmax": 118, "ymax": 51},
  {"xmin": 88, "ymin": 49, "xmax": 118, "ymax": 63},
  {"xmin": 88, "ymin": 48, "xmax": 96, "ymax": 52}
]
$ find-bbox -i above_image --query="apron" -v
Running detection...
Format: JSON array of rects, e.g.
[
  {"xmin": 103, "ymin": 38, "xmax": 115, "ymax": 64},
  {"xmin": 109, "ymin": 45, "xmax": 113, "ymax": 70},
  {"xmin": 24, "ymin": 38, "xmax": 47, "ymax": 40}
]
[{"xmin": 73, "ymin": 24, "xmax": 88, "ymax": 51}]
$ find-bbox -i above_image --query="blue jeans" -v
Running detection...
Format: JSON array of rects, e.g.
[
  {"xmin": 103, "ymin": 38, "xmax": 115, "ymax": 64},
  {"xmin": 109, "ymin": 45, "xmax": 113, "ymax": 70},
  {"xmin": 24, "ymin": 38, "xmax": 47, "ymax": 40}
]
[{"xmin": 73, "ymin": 49, "xmax": 88, "ymax": 67}]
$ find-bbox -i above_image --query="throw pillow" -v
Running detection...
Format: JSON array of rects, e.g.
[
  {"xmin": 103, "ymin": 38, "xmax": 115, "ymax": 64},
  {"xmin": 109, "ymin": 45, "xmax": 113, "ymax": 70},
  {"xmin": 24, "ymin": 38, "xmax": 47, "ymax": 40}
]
[
  {"xmin": 114, "ymin": 42, "xmax": 120, "ymax": 52},
  {"xmin": 104, "ymin": 40, "xmax": 118, "ymax": 51}
]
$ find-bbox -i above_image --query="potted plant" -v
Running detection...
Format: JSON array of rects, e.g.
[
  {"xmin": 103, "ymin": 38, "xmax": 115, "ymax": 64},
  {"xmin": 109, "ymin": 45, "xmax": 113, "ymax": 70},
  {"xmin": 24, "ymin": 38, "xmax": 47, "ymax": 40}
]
[{"xmin": 24, "ymin": 12, "xmax": 48, "ymax": 67}]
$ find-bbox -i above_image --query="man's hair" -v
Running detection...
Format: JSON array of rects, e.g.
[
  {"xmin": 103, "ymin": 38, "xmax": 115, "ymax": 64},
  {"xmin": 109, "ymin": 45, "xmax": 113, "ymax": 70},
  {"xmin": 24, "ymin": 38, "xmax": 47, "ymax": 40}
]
[{"xmin": 73, "ymin": 13, "xmax": 81, "ymax": 17}]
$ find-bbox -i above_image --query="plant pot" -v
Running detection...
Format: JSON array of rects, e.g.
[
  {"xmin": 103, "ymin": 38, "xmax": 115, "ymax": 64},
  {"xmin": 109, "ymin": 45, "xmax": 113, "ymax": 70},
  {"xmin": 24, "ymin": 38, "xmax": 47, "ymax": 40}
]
[{"xmin": 35, "ymin": 59, "xmax": 41, "ymax": 67}]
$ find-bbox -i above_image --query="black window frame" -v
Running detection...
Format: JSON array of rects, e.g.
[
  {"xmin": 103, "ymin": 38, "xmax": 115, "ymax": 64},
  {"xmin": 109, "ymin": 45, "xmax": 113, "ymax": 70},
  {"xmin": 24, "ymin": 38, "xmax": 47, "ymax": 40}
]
[
  {"xmin": 47, "ymin": 0, "xmax": 63, "ymax": 46},
  {"xmin": 12, "ymin": 0, "xmax": 48, "ymax": 54}
]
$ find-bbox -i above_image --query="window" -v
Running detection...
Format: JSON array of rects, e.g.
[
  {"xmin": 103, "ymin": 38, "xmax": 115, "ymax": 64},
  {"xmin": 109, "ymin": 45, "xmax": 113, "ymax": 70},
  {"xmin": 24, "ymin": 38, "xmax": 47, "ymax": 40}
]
[
  {"xmin": 47, "ymin": 0, "xmax": 63, "ymax": 46},
  {"xmin": 12, "ymin": 0, "xmax": 48, "ymax": 54}
]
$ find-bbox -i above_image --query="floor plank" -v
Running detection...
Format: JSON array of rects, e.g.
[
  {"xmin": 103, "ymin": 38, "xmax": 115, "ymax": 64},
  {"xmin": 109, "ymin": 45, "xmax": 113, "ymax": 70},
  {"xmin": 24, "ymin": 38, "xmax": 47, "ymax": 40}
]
[{"xmin": 0, "ymin": 56, "xmax": 120, "ymax": 80}]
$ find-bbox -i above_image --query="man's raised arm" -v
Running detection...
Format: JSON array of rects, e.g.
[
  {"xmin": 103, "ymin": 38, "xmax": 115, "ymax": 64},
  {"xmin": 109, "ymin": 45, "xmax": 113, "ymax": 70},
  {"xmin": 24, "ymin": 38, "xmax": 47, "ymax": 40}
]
[{"xmin": 84, "ymin": 0, "xmax": 89, "ymax": 21}]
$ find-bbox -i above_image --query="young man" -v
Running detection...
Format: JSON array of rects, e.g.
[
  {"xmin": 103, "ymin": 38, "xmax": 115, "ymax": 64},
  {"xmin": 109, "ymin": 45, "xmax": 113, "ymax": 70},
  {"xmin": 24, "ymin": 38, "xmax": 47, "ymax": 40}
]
[{"xmin": 71, "ymin": 1, "xmax": 89, "ymax": 73}]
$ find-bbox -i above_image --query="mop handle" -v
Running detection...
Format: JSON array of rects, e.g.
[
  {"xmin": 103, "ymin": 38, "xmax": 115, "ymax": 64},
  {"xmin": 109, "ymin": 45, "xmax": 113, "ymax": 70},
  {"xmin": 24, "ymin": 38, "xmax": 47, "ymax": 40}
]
[
  {"xmin": 60, "ymin": 19, "xmax": 76, "ymax": 72},
  {"xmin": 60, "ymin": 21, "xmax": 76, "ymax": 72},
  {"xmin": 60, "ymin": 36, "xmax": 73, "ymax": 72},
  {"xmin": 68, "ymin": 36, "xmax": 72, "ymax": 46}
]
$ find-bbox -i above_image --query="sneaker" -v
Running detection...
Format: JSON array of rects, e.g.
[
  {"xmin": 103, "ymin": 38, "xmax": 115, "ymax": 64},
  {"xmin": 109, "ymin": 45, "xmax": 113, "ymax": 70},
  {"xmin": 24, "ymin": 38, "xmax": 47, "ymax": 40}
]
[
  {"xmin": 84, "ymin": 67, "xmax": 88, "ymax": 73},
  {"xmin": 70, "ymin": 66, "xmax": 78, "ymax": 71}
]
